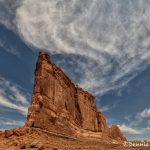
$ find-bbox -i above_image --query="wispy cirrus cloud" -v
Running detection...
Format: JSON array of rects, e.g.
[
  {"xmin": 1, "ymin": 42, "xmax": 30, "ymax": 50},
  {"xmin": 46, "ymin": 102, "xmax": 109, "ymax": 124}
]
[
  {"xmin": 0, "ymin": 1, "xmax": 150, "ymax": 96},
  {"xmin": 118, "ymin": 124, "xmax": 141, "ymax": 135},
  {"xmin": 138, "ymin": 108, "xmax": 150, "ymax": 118},
  {"xmin": 121, "ymin": 108, "xmax": 150, "ymax": 140},
  {"xmin": 0, "ymin": 40, "xmax": 20, "ymax": 56},
  {"xmin": 127, "ymin": 108, "xmax": 150, "ymax": 127},
  {"xmin": 0, "ymin": 75, "xmax": 29, "ymax": 116},
  {"xmin": 0, "ymin": 0, "xmax": 21, "ymax": 30},
  {"xmin": 0, "ymin": 117, "xmax": 24, "ymax": 127},
  {"xmin": 130, "ymin": 108, "xmax": 150, "ymax": 127},
  {"xmin": 12, "ymin": 0, "xmax": 150, "ymax": 96},
  {"xmin": 118, "ymin": 124, "xmax": 150, "ymax": 140},
  {"xmin": 0, "ymin": 117, "xmax": 24, "ymax": 130}
]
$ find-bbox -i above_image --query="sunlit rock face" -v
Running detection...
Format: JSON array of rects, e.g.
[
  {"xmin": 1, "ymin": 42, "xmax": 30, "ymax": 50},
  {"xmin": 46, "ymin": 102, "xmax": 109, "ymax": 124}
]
[{"xmin": 25, "ymin": 51, "xmax": 125, "ymax": 141}]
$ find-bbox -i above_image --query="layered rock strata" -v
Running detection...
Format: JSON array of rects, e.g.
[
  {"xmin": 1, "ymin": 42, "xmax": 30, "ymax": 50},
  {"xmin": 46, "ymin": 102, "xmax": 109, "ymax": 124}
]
[{"xmin": 25, "ymin": 51, "xmax": 126, "ymax": 141}]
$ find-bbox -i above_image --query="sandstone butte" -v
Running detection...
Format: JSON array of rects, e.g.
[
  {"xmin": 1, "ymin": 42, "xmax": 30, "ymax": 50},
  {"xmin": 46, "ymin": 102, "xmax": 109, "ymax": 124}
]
[
  {"xmin": 26, "ymin": 51, "xmax": 126, "ymax": 141},
  {"xmin": 0, "ymin": 51, "xmax": 128, "ymax": 149}
]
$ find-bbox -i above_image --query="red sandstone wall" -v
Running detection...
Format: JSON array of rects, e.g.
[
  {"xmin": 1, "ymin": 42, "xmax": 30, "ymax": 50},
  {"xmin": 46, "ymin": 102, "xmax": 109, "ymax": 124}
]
[
  {"xmin": 25, "ymin": 51, "xmax": 126, "ymax": 141},
  {"xmin": 31, "ymin": 52, "xmax": 100, "ymax": 132},
  {"xmin": 26, "ymin": 52, "xmax": 85, "ymax": 135},
  {"xmin": 76, "ymin": 87, "xmax": 99, "ymax": 131}
]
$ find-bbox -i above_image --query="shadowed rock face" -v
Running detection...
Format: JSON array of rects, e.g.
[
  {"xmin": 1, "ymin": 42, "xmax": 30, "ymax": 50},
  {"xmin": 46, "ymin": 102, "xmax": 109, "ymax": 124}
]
[
  {"xmin": 109, "ymin": 125, "xmax": 126, "ymax": 141},
  {"xmin": 97, "ymin": 112, "xmax": 108, "ymax": 133},
  {"xmin": 25, "ymin": 51, "xmax": 126, "ymax": 141}
]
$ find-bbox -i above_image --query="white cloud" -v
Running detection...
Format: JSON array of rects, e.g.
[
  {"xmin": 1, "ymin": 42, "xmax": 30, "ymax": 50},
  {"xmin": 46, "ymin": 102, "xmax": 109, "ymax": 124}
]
[
  {"xmin": 99, "ymin": 105, "xmax": 112, "ymax": 112},
  {"xmin": 124, "ymin": 108, "xmax": 150, "ymax": 127},
  {"xmin": 118, "ymin": 124, "xmax": 141, "ymax": 135},
  {"xmin": 0, "ymin": 1, "xmax": 150, "ymax": 97},
  {"xmin": 0, "ymin": 117, "xmax": 24, "ymax": 130},
  {"xmin": 0, "ymin": 75, "xmax": 29, "ymax": 115},
  {"xmin": 118, "ymin": 124, "xmax": 150, "ymax": 140},
  {"xmin": 118, "ymin": 124, "xmax": 150, "ymax": 134},
  {"xmin": 0, "ymin": 0, "xmax": 22, "ymax": 30},
  {"xmin": 129, "ymin": 108, "xmax": 150, "ymax": 126},
  {"xmin": 98, "ymin": 100, "xmax": 120, "ymax": 112},
  {"xmin": 0, "ymin": 119, "xmax": 24, "ymax": 127},
  {"xmin": 0, "ymin": 40, "xmax": 20, "ymax": 56},
  {"xmin": 0, "ymin": 95, "xmax": 27, "ymax": 115},
  {"xmin": 13, "ymin": 0, "xmax": 150, "ymax": 96},
  {"xmin": 139, "ymin": 108, "xmax": 150, "ymax": 118}
]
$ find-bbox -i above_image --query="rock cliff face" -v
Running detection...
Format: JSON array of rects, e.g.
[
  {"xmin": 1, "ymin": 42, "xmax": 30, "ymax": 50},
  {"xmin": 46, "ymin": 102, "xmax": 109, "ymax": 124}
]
[
  {"xmin": 25, "ymin": 51, "xmax": 126, "ymax": 141},
  {"xmin": 109, "ymin": 125, "xmax": 126, "ymax": 141}
]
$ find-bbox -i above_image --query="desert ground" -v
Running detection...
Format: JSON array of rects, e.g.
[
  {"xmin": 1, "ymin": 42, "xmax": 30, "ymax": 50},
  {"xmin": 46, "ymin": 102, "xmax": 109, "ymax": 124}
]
[{"xmin": 0, "ymin": 128, "xmax": 149, "ymax": 150}]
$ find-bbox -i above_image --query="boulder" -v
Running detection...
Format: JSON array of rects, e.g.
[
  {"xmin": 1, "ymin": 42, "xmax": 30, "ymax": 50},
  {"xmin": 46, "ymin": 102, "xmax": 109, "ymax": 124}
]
[{"xmin": 4, "ymin": 130, "xmax": 13, "ymax": 138}]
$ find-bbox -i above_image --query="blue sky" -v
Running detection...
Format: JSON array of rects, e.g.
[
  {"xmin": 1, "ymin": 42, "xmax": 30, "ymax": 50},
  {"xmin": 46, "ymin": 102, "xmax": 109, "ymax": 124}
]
[{"xmin": 0, "ymin": 0, "xmax": 150, "ymax": 140}]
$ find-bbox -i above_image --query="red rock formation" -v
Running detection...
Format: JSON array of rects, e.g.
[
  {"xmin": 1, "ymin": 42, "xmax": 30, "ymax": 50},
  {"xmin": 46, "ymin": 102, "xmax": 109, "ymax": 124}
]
[
  {"xmin": 97, "ymin": 112, "xmax": 108, "ymax": 133},
  {"xmin": 0, "ymin": 128, "xmax": 30, "ymax": 138},
  {"xmin": 25, "ymin": 51, "xmax": 126, "ymax": 141},
  {"xmin": 76, "ymin": 86, "xmax": 99, "ymax": 131},
  {"xmin": 109, "ymin": 125, "xmax": 126, "ymax": 141}
]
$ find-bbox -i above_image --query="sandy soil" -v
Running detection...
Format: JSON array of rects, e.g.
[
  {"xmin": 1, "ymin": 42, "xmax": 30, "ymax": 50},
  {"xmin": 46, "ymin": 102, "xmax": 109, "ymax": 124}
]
[{"xmin": 0, "ymin": 128, "xmax": 149, "ymax": 150}]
